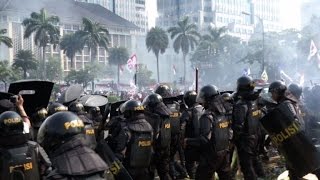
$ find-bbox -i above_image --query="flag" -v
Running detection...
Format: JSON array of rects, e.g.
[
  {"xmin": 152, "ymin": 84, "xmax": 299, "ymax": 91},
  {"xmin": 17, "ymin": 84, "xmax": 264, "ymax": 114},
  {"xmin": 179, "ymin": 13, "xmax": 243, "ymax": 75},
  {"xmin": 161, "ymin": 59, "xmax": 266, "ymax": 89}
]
[
  {"xmin": 308, "ymin": 40, "xmax": 318, "ymax": 61},
  {"xmin": 127, "ymin": 54, "xmax": 137, "ymax": 72},
  {"xmin": 299, "ymin": 73, "xmax": 305, "ymax": 86},
  {"xmin": 243, "ymin": 68, "xmax": 251, "ymax": 76},
  {"xmin": 261, "ymin": 69, "xmax": 268, "ymax": 82},
  {"xmin": 172, "ymin": 64, "xmax": 176, "ymax": 75},
  {"xmin": 119, "ymin": 65, "xmax": 124, "ymax": 74}
]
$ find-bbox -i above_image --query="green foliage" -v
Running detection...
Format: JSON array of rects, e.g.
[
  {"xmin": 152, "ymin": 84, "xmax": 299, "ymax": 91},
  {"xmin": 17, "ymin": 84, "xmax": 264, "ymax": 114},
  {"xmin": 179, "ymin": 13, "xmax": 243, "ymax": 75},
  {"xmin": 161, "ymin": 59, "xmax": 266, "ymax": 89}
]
[
  {"xmin": 136, "ymin": 64, "xmax": 157, "ymax": 87},
  {"xmin": 65, "ymin": 68, "xmax": 94, "ymax": 88},
  {"xmin": 146, "ymin": 27, "xmax": 169, "ymax": 83},
  {"xmin": 168, "ymin": 17, "xmax": 200, "ymax": 55},
  {"xmin": 108, "ymin": 47, "xmax": 129, "ymax": 66},
  {"xmin": 0, "ymin": 61, "xmax": 20, "ymax": 84},
  {"xmin": 22, "ymin": 8, "xmax": 60, "ymax": 79},
  {"xmin": 60, "ymin": 33, "xmax": 83, "ymax": 70},
  {"xmin": 46, "ymin": 57, "xmax": 63, "ymax": 81},
  {"xmin": 108, "ymin": 95, "xmax": 120, "ymax": 103},
  {"xmin": 76, "ymin": 17, "xmax": 110, "ymax": 61},
  {"xmin": 13, "ymin": 50, "xmax": 38, "ymax": 79},
  {"xmin": 0, "ymin": 29, "xmax": 12, "ymax": 48}
]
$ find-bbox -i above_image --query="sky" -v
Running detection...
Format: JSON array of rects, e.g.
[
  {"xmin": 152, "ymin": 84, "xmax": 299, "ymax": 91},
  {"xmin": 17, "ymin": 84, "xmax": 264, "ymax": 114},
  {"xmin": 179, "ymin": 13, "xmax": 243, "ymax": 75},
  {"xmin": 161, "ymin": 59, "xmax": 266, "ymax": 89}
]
[{"xmin": 147, "ymin": 0, "xmax": 302, "ymax": 30}]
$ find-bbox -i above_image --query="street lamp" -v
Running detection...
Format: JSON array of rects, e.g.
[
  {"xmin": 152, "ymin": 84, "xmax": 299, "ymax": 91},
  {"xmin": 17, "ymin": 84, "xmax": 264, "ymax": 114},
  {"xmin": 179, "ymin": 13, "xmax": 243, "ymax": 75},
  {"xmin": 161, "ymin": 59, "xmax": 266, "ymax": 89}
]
[{"xmin": 242, "ymin": 11, "xmax": 265, "ymax": 74}]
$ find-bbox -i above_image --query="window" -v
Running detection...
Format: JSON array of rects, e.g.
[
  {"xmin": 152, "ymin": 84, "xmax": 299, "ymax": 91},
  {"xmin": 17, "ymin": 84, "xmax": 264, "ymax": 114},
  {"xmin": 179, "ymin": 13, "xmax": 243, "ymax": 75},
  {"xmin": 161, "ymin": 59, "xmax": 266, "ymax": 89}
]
[{"xmin": 204, "ymin": 6, "xmax": 211, "ymax": 12}]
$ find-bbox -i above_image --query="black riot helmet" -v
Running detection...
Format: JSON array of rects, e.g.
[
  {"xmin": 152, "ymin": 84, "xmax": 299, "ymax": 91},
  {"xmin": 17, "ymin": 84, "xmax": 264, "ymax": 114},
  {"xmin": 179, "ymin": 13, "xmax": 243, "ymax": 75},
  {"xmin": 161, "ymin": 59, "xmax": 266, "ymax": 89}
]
[
  {"xmin": 237, "ymin": 76, "xmax": 255, "ymax": 92},
  {"xmin": 68, "ymin": 102, "xmax": 85, "ymax": 114},
  {"xmin": 221, "ymin": 92, "xmax": 232, "ymax": 101},
  {"xmin": 288, "ymin": 83, "xmax": 303, "ymax": 99},
  {"xmin": 196, "ymin": 85, "xmax": 219, "ymax": 104},
  {"xmin": 0, "ymin": 111, "xmax": 24, "ymax": 137},
  {"xmin": 183, "ymin": 90, "xmax": 197, "ymax": 108},
  {"xmin": 32, "ymin": 108, "xmax": 48, "ymax": 128},
  {"xmin": 48, "ymin": 102, "xmax": 68, "ymax": 115},
  {"xmin": 269, "ymin": 80, "xmax": 287, "ymax": 95},
  {"xmin": 154, "ymin": 85, "xmax": 172, "ymax": 98},
  {"xmin": 142, "ymin": 93, "xmax": 163, "ymax": 108},
  {"xmin": 37, "ymin": 111, "xmax": 84, "ymax": 151},
  {"xmin": 120, "ymin": 100, "xmax": 144, "ymax": 118}
]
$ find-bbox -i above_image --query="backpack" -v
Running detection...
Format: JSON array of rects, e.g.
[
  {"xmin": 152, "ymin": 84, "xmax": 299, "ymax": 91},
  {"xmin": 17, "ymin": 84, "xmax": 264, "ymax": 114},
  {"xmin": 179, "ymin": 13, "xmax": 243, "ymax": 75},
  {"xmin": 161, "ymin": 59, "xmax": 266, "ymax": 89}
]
[{"xmin": 0, "ymin": 141, "xmax": 40, "ymax": 180}]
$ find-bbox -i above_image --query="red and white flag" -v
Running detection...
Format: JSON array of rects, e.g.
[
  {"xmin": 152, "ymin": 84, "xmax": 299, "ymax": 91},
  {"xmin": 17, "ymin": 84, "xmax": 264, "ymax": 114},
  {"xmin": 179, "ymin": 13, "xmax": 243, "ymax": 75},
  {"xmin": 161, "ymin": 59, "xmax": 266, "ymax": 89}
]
[
  {"xmin": 127, "ymin": 54, "xmax": 137, "ymax": 72},
  {"xmin": 308, "ymin": 40, "xmax": 318, "ymax": 61},
  {"xmin": 172, "ymin": 64, "xmax": 176, "ymax": 75}
]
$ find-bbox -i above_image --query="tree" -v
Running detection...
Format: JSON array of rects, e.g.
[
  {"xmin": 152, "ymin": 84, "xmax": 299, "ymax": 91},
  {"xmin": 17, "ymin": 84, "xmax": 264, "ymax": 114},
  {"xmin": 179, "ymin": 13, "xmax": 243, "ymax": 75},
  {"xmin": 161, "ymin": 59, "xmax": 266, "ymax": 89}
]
[
  {"xmin": 60, "ymin": 33, "xmax": 83, "ymax": 70},
  {"xmin": 65, "ymin": 69, "xmax": 94, "ymax": 88},
  {"xmin": 12, "ymin": 50, "xmax": 38, "ymax": 79},
  {"xmin": 77, "ymin": 17, "xmax": 110, "ymax": 62},
  {"xmin": 146, "ymin": 27, "xmax": 169, "ymax": 83},
  {"xmin": 135, "ymin": 64, "xmax": 157, "ymax": 88},
  {"xmin": 168, "ymin": 17, "xmax": 200, "ymax": 87},
  {"xmin": 0, "ymin": 61, "xmax": 20, "ymax": 90},
  {"xmin": 108, "ymin": 47, "xmax": 129, "ymax": 85},
  {"xmin": 22, "ymin": 8, "xmax": 60, "ymax": 79},
  {"xmin": 0, "ymin": 29, "xmax": 12, "ymax": 48},
  {"xmin": 46, "ymin": 57, "xmax": 63, "ymax": 81}
]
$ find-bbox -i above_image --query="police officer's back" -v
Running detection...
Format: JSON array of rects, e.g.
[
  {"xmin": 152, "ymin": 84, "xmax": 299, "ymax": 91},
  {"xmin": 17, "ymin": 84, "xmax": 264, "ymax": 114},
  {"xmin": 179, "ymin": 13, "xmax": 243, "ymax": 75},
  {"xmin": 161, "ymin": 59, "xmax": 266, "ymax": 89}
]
[
  {"xmin": 189, "ymin": 85, "xmax": 231, "ymax": 180},
  {"xmin": 0, "ymin": 111, "xmax": 51, "ymax": 180},
  {"xmin": 232, "ymin": 76, "xmax": 265, "ymax": 180},
  {"xmin": 69, "ymin": 102, "xmax": 97, "ymax": 150},
  {"xmin": 114, "ymin": 100, "xmax": 153, "ymax": 180},
  {"xmin": 143, "ymin": 93, "xmax": 172, "ymax": 180},
  {"xmin": 37, "ymin": 111, "xmax": 108, "ymax": 179},
  {"xmin": 180, "ymin": 90, "xmax": 203, "ymax": 179}
]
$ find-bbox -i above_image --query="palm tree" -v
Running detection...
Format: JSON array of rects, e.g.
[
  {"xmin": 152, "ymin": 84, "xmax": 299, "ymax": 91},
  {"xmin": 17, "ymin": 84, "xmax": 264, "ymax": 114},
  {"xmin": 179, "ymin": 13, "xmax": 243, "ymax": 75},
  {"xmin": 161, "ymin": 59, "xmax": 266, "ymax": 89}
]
[
  {"xmin": 77, "ymin": 17, "xmax": 110, "ymax": 62},
  {"xmin": 22, "ymin": 8, "xmax": 60, "ymax": 79},
  {"xmin": 60, "ymin": 33, "xmax": 83, "ymax": 70},
  {"xmin": 201, "ymin": 26, "xmax": 227, "ymax": 55},
  {"xmin": 0, "ymin": 29, "xmax": 12, "ymax": 48},
  {"xmin": 168, "ymin": 17, "xmax": 200, "ymax": 87},
  {"xmin": 108, "ymin": 47, "xmax": 129, "ymax": 85},
  {"xmin": 12, "ymin": 50, "xmax": 38, "ymax": 79},
  {"xmin": 146, "ymin": 27, "xmax": 169, "ymax": 83}
]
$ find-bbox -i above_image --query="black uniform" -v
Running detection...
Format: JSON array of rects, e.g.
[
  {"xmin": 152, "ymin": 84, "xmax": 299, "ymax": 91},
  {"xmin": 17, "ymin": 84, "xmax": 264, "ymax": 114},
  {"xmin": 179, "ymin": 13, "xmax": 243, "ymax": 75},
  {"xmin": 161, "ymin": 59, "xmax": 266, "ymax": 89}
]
[
  {"xmin": 143, "ymin": 93, "xmax": 172, "ymax": 180},
  {"xmin": 187, "ymin": 85, "xmax": 231, "ymax": 180},
  {"xmin": 180, "ymin": 104, "xmax": 203, "ymax": 178},
  {"xmin": 37, "ymin": 112, "xmax": 108, "ymax": 179},
  {"xmin": 0, "ymin": 111, "xmax": 51, "ymax": 180}
]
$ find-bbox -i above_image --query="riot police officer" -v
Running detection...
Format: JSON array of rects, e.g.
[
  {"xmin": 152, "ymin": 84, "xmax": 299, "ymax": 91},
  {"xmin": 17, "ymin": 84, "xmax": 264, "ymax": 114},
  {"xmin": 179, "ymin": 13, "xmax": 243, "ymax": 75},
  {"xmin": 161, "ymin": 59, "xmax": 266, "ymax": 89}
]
[
  {"xmin": 155, "ymin": 85, "xmax": 187, "ymax": 179},
  {"xmin": 69, "ymin": 101, "xmax": 97, "ymax": 150},
  {"xmin": 0, "ymin": 111, "xmax": 51, "ymax": 180},
  {"xmin": 143, "ymin": 93, "xmax": 172, "ymax": 180},
  {"xmin": 37, "ymin": 111, "xmax": 108, "ymax": 179},
  {"xmin": 31, "ymin": 108, "xmax": 48, "ymax": 141},
  {"xmin": 185, "ymin": 85, "xmax": 231, "ymax": 180},
  {"xmin": 180, "ymin": 90, "xmax": 203, "ymax": 178},
  {"xmin": 112, "ymin": 100, "xmax": 154, "ymax": 180},
  {"xmin": 288, "ymin": 83, "xmax": 307, "ymax": 131},
  {"xmin": 232, "ymin": 76, "xmax": 265, "ymax": 180},
  {"xmin": 47, "ymin": 102, "xmax": 68, "ymax": 115},
  {"xmin": 261, "ymin": 81, "xmax": 320, "ymax": 180}
]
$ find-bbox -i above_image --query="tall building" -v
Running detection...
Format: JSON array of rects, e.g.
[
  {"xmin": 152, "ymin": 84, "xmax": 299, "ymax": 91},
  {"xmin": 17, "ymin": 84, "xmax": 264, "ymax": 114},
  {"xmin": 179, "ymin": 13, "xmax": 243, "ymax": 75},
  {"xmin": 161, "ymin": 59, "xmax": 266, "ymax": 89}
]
[
  {"xmin": 157, "ymin": 0, "xmax": 282, "ymax": 40},
  {"xmin": 76, "ymin": 0, "xmax": 148, "ymax": 33},
  {"xmin": 0, "ymin": 0, "xmax": 137, "ymax": 72}
]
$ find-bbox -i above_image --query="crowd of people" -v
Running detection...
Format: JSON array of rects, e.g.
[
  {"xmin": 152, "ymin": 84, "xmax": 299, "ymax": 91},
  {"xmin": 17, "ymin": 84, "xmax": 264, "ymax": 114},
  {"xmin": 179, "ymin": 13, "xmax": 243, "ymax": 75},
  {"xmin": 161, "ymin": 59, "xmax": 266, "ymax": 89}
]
[{"xmin": 1, "ymin": 75, "xmax": 320, "ymax": 180}]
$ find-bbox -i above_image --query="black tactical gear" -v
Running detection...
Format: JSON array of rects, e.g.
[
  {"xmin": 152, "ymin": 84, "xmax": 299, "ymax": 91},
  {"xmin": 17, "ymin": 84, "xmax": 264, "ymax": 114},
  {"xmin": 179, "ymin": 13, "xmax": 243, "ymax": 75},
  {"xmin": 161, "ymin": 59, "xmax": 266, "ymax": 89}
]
[
  {"xmin": 78, "ymin": 114, "xmax": 97, "ymax": 150},
  {"xmin": 68, "ymin": 102, "xmax": 85, "ymax": 114},
  {"xmin": 183, "ymin": 91, "xmax": 197, "ymax": 108},
  {"xmin": 237, "ymin": 76, "xmax": 255, "ymax": 92},
  {"xmin": 261, "ymin": 99, "xmax": 320, "ymax": 178},
  {"xmin": 0, "ymin": 111, "xmax": 24, "ymax": 137},
  {"xmin": 47, "ymin": 103, "xmax": 68, "ymax": 115},
  {"xmin": 144, "ymin": 101, "xmax": 171, "ymax": 180},
  {"xmin": 37, "ymin": 111, "xmax": 85, "ymax": 152},
  {"xmin": 269, "ymin": 80, "xmax": 287, "ymax": 95},
  {"xmin": 288, "ymin": 83, "xmax": 303, "ymax": 99},
  {"xmin": 196, "ymin": 85, "xmax": 219, "ymax": 104},
  {"xmin": 155, "ymin": 85, "xmax": 172, "ymax": 98},
  {"xmin": 31, "ymin": 108, "xmax": 48, "ymax": 141},
  {"xmin": 142, "ymin": 93, "xmax": 163, "ymax": 108},
  {"xmin": 46, "ymin": 135, "xmax": 107, "ymax": 180}
]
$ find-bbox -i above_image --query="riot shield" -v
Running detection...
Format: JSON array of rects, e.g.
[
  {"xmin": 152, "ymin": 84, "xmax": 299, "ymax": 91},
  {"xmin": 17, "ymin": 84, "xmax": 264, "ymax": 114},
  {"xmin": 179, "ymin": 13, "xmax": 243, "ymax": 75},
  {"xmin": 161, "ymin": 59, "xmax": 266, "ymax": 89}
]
[
  {"xmin": 0, "ymin": 92, "xmax": 14, "ymax": 100},
  {"xmin": 261, "ymin": 105, "xmax": 320, "ymax": 177},
  {"xmin": 58, "ymin": 84, "xmax": 83, "ymax": 106},
  {"xmin": 8, "ymin": 80, "xmax": 54, "ymax": 116}
]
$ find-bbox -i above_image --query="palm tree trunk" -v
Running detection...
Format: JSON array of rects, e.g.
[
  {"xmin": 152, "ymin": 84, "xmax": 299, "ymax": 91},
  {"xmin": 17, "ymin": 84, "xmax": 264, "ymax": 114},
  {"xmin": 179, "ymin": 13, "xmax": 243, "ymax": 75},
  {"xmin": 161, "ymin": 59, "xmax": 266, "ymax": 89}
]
[
  {"xmin": 23, "ymin": 69, "xmax": 27, "ymax": 79},
  {"xmin": 183, "ymin": 53, "xmax": 186, "ymax": 90},
  {"xmin": 43, "ymin": 46, "xmax": 47, "ymax": 80},
  {"xmin": 71, "ymin": 56, "xmax": 75, "ymax": 70},
  {"xmin": 156, "ymin": 54, "xmax": 160, "ymax": 83},
  {"xmin": 117, "ymin": 64, "xmax": 120, "ymax": 86}
]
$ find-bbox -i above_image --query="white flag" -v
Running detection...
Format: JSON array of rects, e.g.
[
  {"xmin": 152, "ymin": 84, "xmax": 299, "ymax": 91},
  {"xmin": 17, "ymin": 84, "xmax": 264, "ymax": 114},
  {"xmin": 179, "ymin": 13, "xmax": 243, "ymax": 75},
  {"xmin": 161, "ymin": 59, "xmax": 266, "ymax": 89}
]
[{"xmin": 308, "ymin": 40, "xmax": 318, "ymax": 61}]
